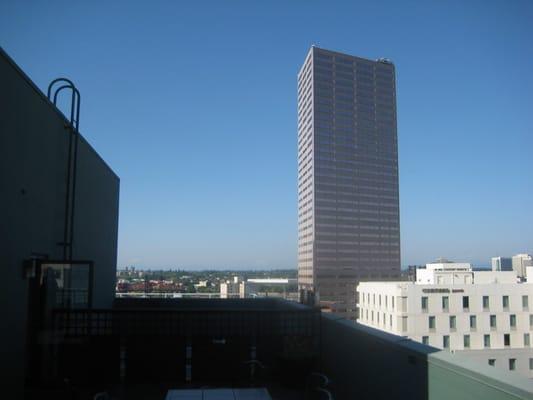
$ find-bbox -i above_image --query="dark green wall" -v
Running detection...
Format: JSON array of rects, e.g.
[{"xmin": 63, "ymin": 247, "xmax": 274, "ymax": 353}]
[{"xmin": 0, "ymin": 48, "xmax": 119, "ymax": 398}]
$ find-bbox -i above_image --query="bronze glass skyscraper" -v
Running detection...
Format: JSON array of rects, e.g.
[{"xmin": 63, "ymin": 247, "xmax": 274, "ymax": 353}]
[{"xmin": 297, "ymin": 47, "xmax": 400, "ymax": 318}]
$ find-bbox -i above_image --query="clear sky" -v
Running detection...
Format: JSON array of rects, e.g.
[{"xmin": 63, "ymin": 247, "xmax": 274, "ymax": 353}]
[{"xmin": 1, "ymin": 1, "xmax": 532, "ymax": 269}]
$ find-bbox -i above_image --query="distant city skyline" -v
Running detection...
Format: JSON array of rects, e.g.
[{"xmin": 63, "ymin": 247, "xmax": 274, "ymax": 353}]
[{"xmin": 1, "ymin": 1, "xmax": 532, "ymax": 269}]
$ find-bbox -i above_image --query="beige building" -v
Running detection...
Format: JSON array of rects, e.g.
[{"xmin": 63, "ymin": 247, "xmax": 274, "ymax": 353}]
[{"xmin": 357, "ymin": 261, "xmax": 533, "ymax": 378}]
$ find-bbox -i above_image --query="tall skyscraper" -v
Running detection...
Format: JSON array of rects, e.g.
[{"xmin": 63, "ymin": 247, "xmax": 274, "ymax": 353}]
[{"xmin": 297, "ymin": 47, "xmax": 400, "ymax": 318}]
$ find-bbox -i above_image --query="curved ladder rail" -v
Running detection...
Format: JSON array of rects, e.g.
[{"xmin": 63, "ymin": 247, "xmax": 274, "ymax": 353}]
[{"xmin": 47, "ymin": 79, "xmax": 81, "ymax": 261}]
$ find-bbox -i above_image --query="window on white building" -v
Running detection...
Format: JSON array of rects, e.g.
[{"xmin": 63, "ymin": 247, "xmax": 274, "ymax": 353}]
[
  {"xmin": 509, "ymin": 358, "xmax": 516, "ymax": 371},
  {"xmin": 504, "ymin": 334, "xmax": 511, "ymax": 347},
  {"xmin": 443, "ymin": 335, "xmax": 450, "ymax": 349},
  {"xmin": 449, "ymin": 315, "xmax": 456, "ymax": 330},
  {"xmin": 442, "ymin": 296, "xmax": 449, "ymax": 312},
  {"xmin": 422, "ymin": 336, "xmax": 429, "ymax": 345},
  {"xmin": 523, "ymin": 295, "xmax": 529, "ymax": 311},
  {"xmin": 402, "ymin": 316, "xmax": 408, "ymax": 332},
  {"xmin": 484, "ymin": 334, "xmax": 491, "ymax": 348},
  {"xmin": 469, "ymin": 315, "xmax": 476, "ymax": 329},
  {"xmin": 503, "ymin": 295, "xmax": 509, "ymax": 310},
  {"xmin": 530, "ymin": 314, "xmax": 533, "ymax": 328},
  {"xmin": 529, "ymin": 358, "xmax": 533, "ymax": 370},
  {"xmin": 392, "ymin": 296, "xmax": 395, "ymax": 310},
  {"xmin": 389, "ymin": 314, "xmax": 392, "ymax": 327},
  {"xmin": 464, "ymin": 335, "xmax": 470, "ymax": 348},
  {"xmin": 510, "ymin": 314, "xmax": 516, "ymax": 329},
  {"xmin": 525, "ymin": 333, "xmax": 530, "ymax": 347},
  {"xmin": 400, "ymin": 296, "xmax": 407, "ymax": 312},
  {"xmin": 429, "ymin": 316, "xmax": 435, "ymax": 330},
  {"xmin": 490, "ymin": 315, "xmax": 497, "ymax": 329},
  {"xmin": 488, "ymin": 359, "xmax": 495, "ymax": 366},
  {"xmin": 483, "ymin": 296, "xmax": 489, "ymax": 310},
  {"xmin": 462, "ymin": 296, "xmax": 469, "ymax": 310},
  {"xmin": 421, "ymin": 296, "xmax": 428, "ymax": 312}
]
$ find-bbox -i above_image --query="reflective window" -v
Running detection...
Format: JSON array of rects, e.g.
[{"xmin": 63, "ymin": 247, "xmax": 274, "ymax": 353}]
[
  {"xmin": 483, "ymin": 296, "xmax": 489, "ymax": 309},
  {"xmin": 421, "ymin": 296, "xmax": 428, "ymax": 311},
  {"xmin": 503, "ymin": 295, "xmax": 509, "ymax": 309},
  {"xmin": 442, "ymin": 296, "xmax": 449, "ymax": 311},
  {"xmin": 40, "ymin": 262, "xmax": 92, "ymax": 309},
  {"xmin": 449, "ymin": 316, "xmax": 456, "ymax": 329},
  {"xmin": 462, "ymin": 296, "xmax": 469, "ymax": 309}
]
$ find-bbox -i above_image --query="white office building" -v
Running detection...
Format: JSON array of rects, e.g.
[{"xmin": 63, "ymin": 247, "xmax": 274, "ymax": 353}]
[
  {"xmin": 357, "ymin": 260, "xmax": 533, "ymax": 378},
  {"xmin": 513, "ymin": 254, "xmax": 533, "ymax": 280},
  {"xmin": 220, "ymin": 277, "xmax": 242, "ymax": 299}
]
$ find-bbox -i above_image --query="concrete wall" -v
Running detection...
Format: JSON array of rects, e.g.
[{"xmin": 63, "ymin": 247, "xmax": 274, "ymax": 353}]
[
  {"xmin": 320, "ymin": 315, "xmax": 431, "ymax": 400},
  {"xmin": 0, "ymin": 48, "xmax": 119, "ymax": 397},
  {"xmin": 428, "ymin": 351, "xmax": 533, "ymax": 400},
  {"xmin": 456, "ymin": 347, "xmax": 533, "ymax": 379},
  {"xmin": 320, "ymin": 315, "xmax": 533, "ymax": 399}
]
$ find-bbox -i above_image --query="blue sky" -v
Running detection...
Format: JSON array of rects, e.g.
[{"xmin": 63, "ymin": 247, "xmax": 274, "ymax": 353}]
[{"xmin": 1, "ymin": 1, "xmax": 532, "ymax": 269}]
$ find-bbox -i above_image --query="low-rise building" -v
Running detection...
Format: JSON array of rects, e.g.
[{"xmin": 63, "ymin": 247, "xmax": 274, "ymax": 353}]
[
  {"xmin": 357, "ymin": 260, "xmax": 533, "ymax": 378},
  {"xmin": 220, "ymin": 276, "xmax": 243, "ymax": 298}
]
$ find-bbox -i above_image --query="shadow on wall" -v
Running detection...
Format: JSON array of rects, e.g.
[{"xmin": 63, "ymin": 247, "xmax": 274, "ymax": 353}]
[
  {"xmin": 319, "ymin": 315, "xmax": 533, "ymax": 400},
  {"xmin": 320, "ymin": 315, "xmax": 437, "ymax": 400}
]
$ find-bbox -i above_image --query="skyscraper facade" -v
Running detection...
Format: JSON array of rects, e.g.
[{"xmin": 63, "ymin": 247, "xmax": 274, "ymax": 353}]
[{"xmin": 297, "ymin": 47, "xmax": 400, "ymax": 318}]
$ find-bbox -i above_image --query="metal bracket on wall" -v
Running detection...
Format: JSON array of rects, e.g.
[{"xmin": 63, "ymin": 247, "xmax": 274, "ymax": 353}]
[{"xmin": 47, "ymin": 78, "xmax": 81, "ymax": 261}]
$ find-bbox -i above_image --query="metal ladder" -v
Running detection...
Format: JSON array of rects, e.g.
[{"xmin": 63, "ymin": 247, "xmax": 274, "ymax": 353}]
[{"xmin": 47, "ymin": 78, "xmax": 81, "ymax": 261}]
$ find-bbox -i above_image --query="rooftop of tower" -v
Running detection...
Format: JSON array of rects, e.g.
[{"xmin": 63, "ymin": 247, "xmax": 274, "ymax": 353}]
[{"xmin": 298, "ymin": 45, "xmax": 395, "ymax": 76}]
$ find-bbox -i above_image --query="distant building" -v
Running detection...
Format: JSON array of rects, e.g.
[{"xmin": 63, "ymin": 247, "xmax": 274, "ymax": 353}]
[
  {"xmin": 194, "ymin": 280, "xmax": 209, "ymax": 289},
  {"xmin": 491, "ymin": 257, "xmax": 513, "ymax": 272},
  {"xmin": 247, "ymin": 278, "xmax": 297, "ymax": 285},
  {"xmin": 220, "ymin": 277, "xmax": 297, "ymax": 299},
  {"xmin": 357, "ymin": 260, "xmax": 533, "ymax": 378},
  {"xmin": 220, "ymin": 276, "xmax": 242, "ymax": 298},
  {"xmin": 512, "ymin": 254, "xmax": 533, "ymax": 280},
  {"xmin": 297, "ymin": 46, "xmax": 401, "ymax": 319}
]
